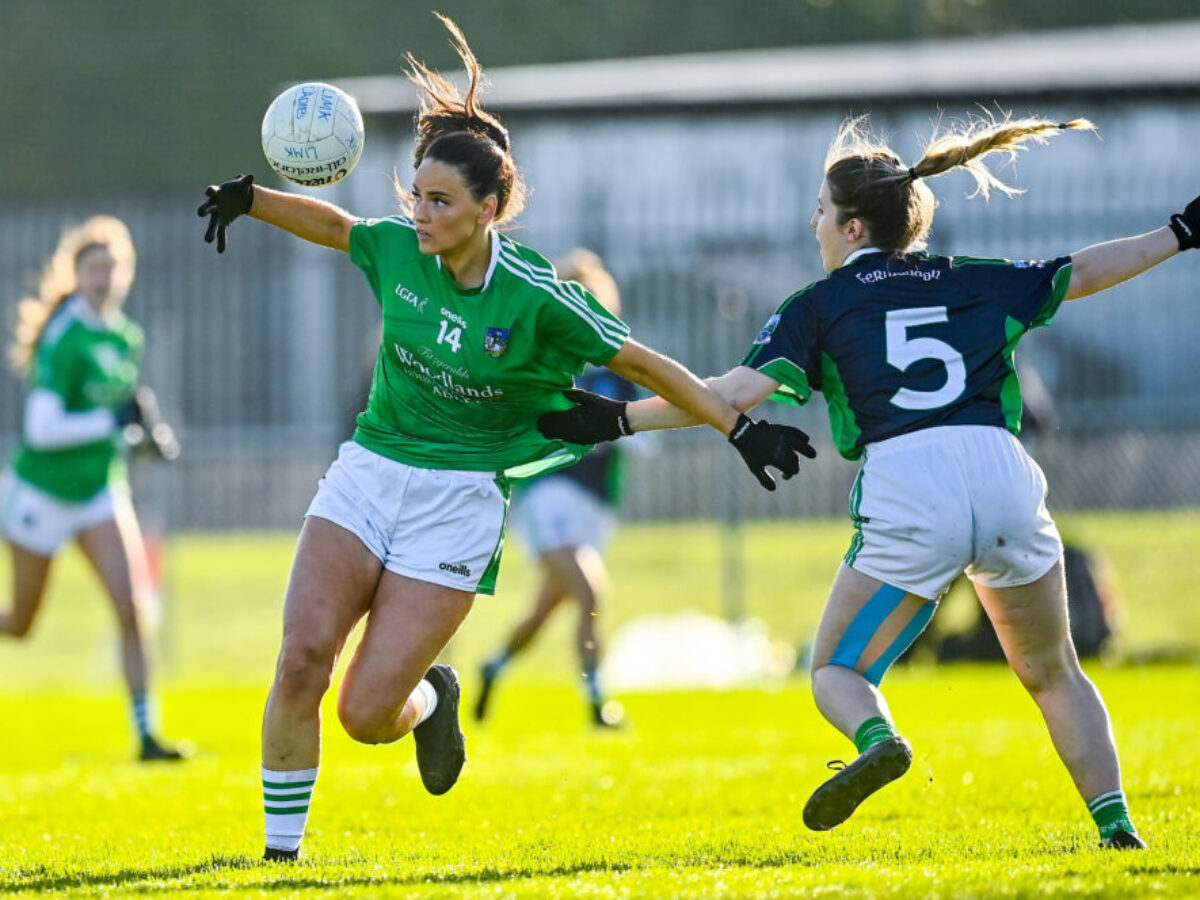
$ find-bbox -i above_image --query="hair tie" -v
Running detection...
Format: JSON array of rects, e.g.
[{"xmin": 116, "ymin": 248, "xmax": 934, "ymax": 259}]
[{"xmin": 907, "ymin": 166, "xmax": 919, "ymax": 183}]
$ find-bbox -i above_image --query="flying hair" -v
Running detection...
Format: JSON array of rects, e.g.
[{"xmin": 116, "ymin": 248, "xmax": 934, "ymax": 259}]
[
  {"xmin": 823, "ymin": 111, "xmax": 1095, "ymax": 252},
  {"xmin": 10, "ymin": 216, "xmax": 136, "ymax": 373},
  {"xmin": 405, "ymin": 13, "xmax": 510, "ymax": 156},
  {"xmin": 397, "ymin": 12, "xmax": 527, "ymax": 222}
]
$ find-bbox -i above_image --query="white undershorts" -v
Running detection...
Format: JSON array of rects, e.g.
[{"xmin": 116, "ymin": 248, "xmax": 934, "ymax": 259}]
[
  {"xmin": 845, "ymin": 425, "xmax": 1062, "ymax": 600},
  {"xmin": 0, "ymin": 468, "xmax": 122, "ymax": 557},
  {"xmin": 305, "ymin": 441, "xmax": 509, "ymax": 595},
  {"xmin": 512, "ymin": 476, "xmax": 616, "ymax": 556}
]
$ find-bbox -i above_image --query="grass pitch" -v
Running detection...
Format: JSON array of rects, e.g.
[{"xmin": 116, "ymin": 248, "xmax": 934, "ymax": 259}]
[{"xmin": 0, "ymin": 513, "xmax": 1198, "ymax": 898}]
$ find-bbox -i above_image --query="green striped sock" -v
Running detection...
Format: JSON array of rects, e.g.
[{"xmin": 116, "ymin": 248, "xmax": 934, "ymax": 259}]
[
  {"xmin": 1087, "ymin": 790, "xmax": 1136, "ymax": 841},
  {"xmin": 263, "ymin": 766, "xmax": 318, "ymax": 853},
  {"xmin": 854, "ymin": 717, "xmax": 897, "ymax": 754}
]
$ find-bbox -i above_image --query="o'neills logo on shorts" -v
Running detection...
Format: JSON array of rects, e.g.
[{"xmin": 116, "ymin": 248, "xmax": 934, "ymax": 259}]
[{"xmin": 439, "ymin": 562, "xmax": 472, "ymax": 577}]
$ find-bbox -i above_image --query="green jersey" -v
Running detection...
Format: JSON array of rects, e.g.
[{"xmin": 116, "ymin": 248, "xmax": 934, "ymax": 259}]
[
  {"xmin": 13, "ymin": 297, "xmax": 143, "ymax": 501},
  {"xmin": 348, "ymin": 217, "xmax": 629, "ymax": 476}
]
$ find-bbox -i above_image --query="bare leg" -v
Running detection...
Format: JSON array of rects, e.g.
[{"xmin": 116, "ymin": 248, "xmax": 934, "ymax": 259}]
[
  {"xmin": 803, "ymin": 563, "xmax": 932, "ymax": 830},
  {"xmin": 503, "ymin": 570, "xmax": 567, "ymax": 658},
  {"xmin": 336, "ymin": 572, "xmax": 474, "ymax": 744},
  {"xmin": 262, "ymin": 517, "xmax": 380, "ymax": 771},
  {"xmin": 76, "ymin": 511, "xmax": 152, "ymax": 695},
  {"xmin": 974, "ymin": 559, "xmax": 1122, "ymax": 801},
  {"xmin": 809, "ymin": 564, "xmax": 932, "ymax": 740},
  {"xmin": 0, "ymin": 542, "xmax": 54, "ymax": 638},
  {"xmin": 541, "ymin": 545, "xmax": 607, "ymax": 671}
]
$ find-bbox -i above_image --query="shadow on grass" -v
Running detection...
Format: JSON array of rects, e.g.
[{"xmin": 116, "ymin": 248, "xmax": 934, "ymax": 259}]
[{"xmin": 0, "ymin": 855, "xmax": 634, "ymax": 894}]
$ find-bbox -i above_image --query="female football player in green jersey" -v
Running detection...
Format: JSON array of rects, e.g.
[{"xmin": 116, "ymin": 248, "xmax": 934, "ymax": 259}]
[
  {"xmin": 540, "ymin": 112, "xmax": 1200, "ymax": 850},
  {"xmin": 197, "ymin": 15, "xmax": 814, "ymax": 862},
  {"xmin": 1, "ymin": 215, "xmax": 185, "ymax": 762}
]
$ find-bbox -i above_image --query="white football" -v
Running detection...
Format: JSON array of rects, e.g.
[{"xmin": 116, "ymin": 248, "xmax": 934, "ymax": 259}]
[{"xmin": 261, "ymin": 82, "xmax": 364, "ymax": 186}]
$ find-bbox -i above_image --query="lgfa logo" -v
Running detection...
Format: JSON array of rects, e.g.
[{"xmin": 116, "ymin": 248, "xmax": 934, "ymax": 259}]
[{"xmin": 395, "ymin": 283, "xmax": 429, "ymax": 313}]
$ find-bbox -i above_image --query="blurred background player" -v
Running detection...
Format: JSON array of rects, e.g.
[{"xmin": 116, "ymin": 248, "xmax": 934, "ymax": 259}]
[
  {"xmin": 0, "ymin": 215, "xmax": 185, "ymax": 762},
  {"xmin": 197, "ymin": 14, "xmax": 812, "ymax": 862},
  {"xmin": 475, "ymin": 249, "xmax": 637, "ymax": 728},
  {"xmin": 540, "ymin": 112, "xmax": 1200, "ymax": 849}
]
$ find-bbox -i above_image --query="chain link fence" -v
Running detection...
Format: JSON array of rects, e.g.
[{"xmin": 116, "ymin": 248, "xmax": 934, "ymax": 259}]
[{"xmin": 1, "ymin": 94, "xmax": 1198, "ymax": 529}]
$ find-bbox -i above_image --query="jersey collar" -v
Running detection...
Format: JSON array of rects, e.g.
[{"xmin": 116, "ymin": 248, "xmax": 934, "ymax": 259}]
[
  {"xmin": 840, "ymin": 247, "xmax": 885, "ymax": 268},
  {"xmin": 435, "ymin": 229, "xmax": 501, "ymax": 294}
]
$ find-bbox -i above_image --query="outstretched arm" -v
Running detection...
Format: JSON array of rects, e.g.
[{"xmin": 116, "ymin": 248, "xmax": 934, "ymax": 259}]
[
  {"xmin": 1065, "ymin": 227, "xmax": 1178, "ymax": 301},
  {"xmin": 605, "ymin": 339, "xmax": 740, "ymax": 435},
  {"xmin": 539, "ymin": 352, "xmax": 814, "ymax": 491},
  {"xmin": 198, "ymin": 174, "xmax": 355, "ymax": 253},
  {"xmin": 1066, "ymin": 194, "xmax": 1198, "ymax": 300},
  {"xmin": 624, "ymin": 365, "xmax": 781, "ymax": 432},
  {"xmin": 249, "ymin": 185, "xmax": 355, "ymax": 251}
]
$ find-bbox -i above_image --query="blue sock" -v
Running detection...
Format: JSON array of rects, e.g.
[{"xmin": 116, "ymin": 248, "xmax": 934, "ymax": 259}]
[
  {"xmin": 583, "ymin": 666, "xmax": 603, "ymax": 706},
  {"xmin": 130, "ymin": 692, "xmax": 155, "ymax": 740},
  {"xmin": 482, "ymin": 650, "xmax": 511, "ymax": 680}
]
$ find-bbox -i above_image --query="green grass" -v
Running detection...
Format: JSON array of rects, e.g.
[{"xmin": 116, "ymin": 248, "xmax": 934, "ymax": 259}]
[{"xmin": 1, "ymin": 512, "xmax": 1198, "ymax": 897}]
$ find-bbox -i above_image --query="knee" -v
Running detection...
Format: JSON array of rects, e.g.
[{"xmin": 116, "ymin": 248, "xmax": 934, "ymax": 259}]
[
  {"xmin": 336, "ymin": 694, "xmax": 395, "ymax": 745},
  {"xmin": 1011, "ymin": 649, "xmax": 1080, "ymax": 696},
  {"xmin": 271, "ymin": 638, "xmax": 336, "ymax": 709}
]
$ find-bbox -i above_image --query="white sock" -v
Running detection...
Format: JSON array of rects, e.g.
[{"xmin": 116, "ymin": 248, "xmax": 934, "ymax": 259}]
[
  {"xmin": 263, "ymin": 766, "xmax": 318, "ymax": 852},
  {"xmin": 413, "ymin": 679, "xmax": 438, "ymax": 725}
]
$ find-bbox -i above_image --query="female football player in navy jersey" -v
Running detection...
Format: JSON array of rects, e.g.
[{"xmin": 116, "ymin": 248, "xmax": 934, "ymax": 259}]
[
  {"xmin": 198, "ymin": 15, "xmax": 812, "ymax": 862},
  {"xmin": 475, "ymin": 250, "xmax": 638, "ymax": 728},
  {"xmin": 540, "ymin": 112, "xmax": 1200, "ymax": 850}
]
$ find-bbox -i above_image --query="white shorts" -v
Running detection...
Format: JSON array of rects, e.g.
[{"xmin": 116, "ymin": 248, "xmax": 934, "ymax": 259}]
[
  {"xmin": 306, "ymin": 441, "xmax": 509, "ymax": 595},
  {"xmin": 0, "ymin": 469, "xmax": 122, "ymax": 557},
  {"xmin": 512, "ymin": 476, "xmax": 616, "ymax": 556},
  {"xmin": 845, "ymin": 425, "xmax": 1062, "ymax": 600}
]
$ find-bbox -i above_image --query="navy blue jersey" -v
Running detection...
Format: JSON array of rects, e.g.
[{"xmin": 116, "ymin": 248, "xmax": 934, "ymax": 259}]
[
  {"xmin": 741, "ymin": 251, "xmax": 1072, "ymax": 460},
  {"xmin": 539, "ymin": 367, "xmax": 638, "ymax": 504}
]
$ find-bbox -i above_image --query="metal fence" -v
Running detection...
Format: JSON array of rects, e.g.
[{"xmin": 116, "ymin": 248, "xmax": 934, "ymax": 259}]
[{"xmin": 1, "ymin": 97, "xmax": 1198, "ymax": 529}]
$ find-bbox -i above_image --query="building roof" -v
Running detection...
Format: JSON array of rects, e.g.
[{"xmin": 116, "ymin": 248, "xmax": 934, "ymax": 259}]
[{"xmin": 339, "ymin": 20, "xmax": 1200, "ymax": 117}]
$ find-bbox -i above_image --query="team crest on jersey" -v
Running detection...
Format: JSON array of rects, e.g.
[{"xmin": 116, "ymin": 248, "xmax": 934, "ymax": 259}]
[
  {"xmin": 484, "ymin": 327, "xmax": 511, "ymax": 357},
  {"xmin": 753, "ymin": 314, "xmax": 781, "ymax": 345}
]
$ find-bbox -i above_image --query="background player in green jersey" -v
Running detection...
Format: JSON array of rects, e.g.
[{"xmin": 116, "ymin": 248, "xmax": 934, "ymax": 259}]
[
  {"xmin": 540, "ymin": 112, "xmax": 1200, "ymax": 850},
  {"xmin": 0, "ymin": 215, "xmax": 185, "ymax": 762},
  {"xmin": 475, "ymin": 249, "xmax": 637, "ymax": 729},
  {"xmin": 197, "ymin": 15, "xmax": 814, "ymax": 862}
]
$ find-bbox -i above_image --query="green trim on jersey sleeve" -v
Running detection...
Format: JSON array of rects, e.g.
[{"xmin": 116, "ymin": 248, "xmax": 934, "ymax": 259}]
[
  {"xmin": 819, "ymin": 352, "xmax": 864, "ymax": 460},
  {"xmin": 1031, "ymin": 262, "xmax": 1072, "ymax": 329},
  {"xmin": 948, "ymin": 255, "xmax": 1013, "ymax": 267},
  {"xmin": 1000, "ymin": 315, "xmax": 1027, "ymax": 434},
  {"xmin": 758, "ymin": 358, "xmax": 812, "ymax": 406}
]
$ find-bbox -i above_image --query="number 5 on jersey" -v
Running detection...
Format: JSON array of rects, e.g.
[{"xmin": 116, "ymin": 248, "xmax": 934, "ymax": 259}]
[
  {"xmin": 885, "ymin": 307, "xmax": 966, "ymax": 411},
  {"xmin": 437, "ymin": 319, "xmax": 462, "ymax": 353}
]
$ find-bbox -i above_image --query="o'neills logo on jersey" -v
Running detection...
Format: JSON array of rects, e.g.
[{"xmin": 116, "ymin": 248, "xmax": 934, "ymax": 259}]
[
  {"xmin": 393, "ymin": 343, "xmax": 505, "ymax": 402},
  {"xmin": 395, "ymin": 283, "xmax": 429, "ymax": 313},
  {"xmin": 855, "ymin": 268, "xmax": 941, "ymax": 285},
  {"xmin": 439, "ymin": 562, "xmax": 471, "ymax": 576}
]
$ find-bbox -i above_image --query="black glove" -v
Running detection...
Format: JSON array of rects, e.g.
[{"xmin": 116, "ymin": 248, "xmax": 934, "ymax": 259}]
[
  {"xmin": 118, "ymin": 387, "xmax": 181, "ymax": 461},
  {"xmin": 114, "ymin": 385, "xmax": 157, "ymax": 428},
  {"xmin": 537, "ymin": 388, "xmax": 631, "ymax": 444},
  {"xmin": 727, "ymin": 413, "xmax": 817, "ymax": 491},
  {"xmin": 197, "ymin": 174, "xmax": 255, "ymax": 253},
  {"xmin": 1168, "ymin": 194, "xmax": 1200, "ymax": 251}
]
